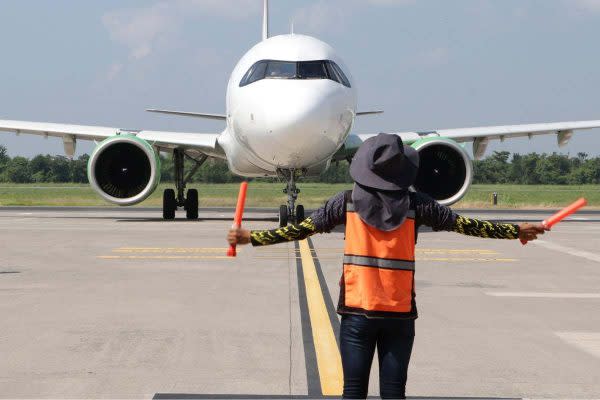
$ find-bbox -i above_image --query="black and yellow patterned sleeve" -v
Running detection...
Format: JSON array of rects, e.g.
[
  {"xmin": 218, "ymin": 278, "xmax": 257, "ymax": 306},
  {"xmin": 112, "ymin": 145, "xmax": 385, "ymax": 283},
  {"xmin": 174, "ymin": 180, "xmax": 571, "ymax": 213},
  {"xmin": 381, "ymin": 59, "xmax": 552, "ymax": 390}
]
[
  {"xmin": 453, "ymin": 215, "xmax": 520, "ymax": 239},
  {"xmin": 250, "ymin": 217, "xmax": 318, "ymax": 246}
]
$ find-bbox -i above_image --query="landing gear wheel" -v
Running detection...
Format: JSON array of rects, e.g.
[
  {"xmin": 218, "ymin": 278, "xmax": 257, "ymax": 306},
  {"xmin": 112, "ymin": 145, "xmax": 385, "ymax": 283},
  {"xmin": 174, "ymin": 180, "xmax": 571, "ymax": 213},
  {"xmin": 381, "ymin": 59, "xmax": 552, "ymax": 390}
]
[
  {"xmin": 279, "ymin": 205, "xmax": 288, "ymax": 227},
  {"xmin": 295, "ymin": 204, "xmax": 305, "ymax": 223},
  {"xmin": 163, "ymin": 189, "xmax": 176, "ymax": 220},
  {"xmin": 185, "ymin": 189, "xmax": 199, "ymax": 220}
]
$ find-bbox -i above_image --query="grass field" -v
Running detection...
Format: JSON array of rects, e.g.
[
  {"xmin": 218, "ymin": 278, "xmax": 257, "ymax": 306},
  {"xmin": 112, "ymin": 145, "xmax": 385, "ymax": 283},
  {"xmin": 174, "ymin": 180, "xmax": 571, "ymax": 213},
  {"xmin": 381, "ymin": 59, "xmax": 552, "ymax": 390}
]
[{"xmin": 0, "ymin": 183, "xmax": 598, "ymax": 208}]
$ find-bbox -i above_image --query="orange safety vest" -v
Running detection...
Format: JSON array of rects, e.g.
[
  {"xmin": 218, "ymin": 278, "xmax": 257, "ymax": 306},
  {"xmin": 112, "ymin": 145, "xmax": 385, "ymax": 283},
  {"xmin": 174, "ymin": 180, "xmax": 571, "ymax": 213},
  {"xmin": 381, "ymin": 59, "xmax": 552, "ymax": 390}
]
[{"xmin": 338, "ymin": 196, "xmax": 417, "ymax": 318}]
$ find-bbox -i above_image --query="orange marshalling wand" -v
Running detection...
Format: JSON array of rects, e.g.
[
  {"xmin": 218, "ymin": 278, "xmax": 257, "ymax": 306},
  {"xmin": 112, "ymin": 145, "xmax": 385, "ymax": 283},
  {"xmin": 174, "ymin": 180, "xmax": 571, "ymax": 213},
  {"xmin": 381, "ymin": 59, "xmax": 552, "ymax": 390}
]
[
  {"xmin": 520, "ymin": 197, "xmax": 587, "ymax": 245},
  {"xmin": 227, "ymin": 181, "xmax": 248, "ymax": 257},
  {"xmin": 543, "ymin": 197, "xmax": 588, "ymax": 228}
]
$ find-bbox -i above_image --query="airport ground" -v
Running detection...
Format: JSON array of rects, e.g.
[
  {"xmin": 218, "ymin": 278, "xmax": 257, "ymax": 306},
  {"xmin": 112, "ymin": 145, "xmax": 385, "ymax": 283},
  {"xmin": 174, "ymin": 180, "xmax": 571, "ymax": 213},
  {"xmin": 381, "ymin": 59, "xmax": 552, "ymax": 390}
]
[
  {"xmin": 1, "ymin": 206, "xmax": 600, "ymax": 399},
  {"xmin": 0, "ymin": 183, "xmax": 599, "ymax": 208}
]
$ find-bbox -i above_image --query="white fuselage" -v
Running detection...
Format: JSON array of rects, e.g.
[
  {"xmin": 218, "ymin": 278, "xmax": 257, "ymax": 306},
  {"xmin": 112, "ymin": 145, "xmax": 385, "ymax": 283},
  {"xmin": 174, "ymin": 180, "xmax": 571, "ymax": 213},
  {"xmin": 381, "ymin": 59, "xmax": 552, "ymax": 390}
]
[{"xmin": 217, "ymin": 34, "xmax": 357, "ymax": 177}]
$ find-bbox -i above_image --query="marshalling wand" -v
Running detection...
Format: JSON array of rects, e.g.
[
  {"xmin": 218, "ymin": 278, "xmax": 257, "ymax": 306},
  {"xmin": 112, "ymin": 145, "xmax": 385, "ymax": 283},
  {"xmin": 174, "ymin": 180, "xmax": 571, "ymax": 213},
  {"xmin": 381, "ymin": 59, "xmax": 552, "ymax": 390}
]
[
  {"xmin": 520, "ymin": 197, "xmax": 587, "ymax": 245},
  {"xmin": 227, "ymin": 182, "xmax": 249, "ymax": 257}
]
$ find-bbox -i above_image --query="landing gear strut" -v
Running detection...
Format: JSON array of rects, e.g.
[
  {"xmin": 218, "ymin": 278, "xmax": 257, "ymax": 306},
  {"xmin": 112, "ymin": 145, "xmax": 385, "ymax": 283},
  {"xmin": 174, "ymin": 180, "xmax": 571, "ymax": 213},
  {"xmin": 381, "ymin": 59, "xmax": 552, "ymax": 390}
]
[
  {"xmin": 278, "ymin": 168, "xmax": 306, "ymax": 227},
  {"xmin": 162, "ymin": 149, "xmax": 207, "ymax": 220}
]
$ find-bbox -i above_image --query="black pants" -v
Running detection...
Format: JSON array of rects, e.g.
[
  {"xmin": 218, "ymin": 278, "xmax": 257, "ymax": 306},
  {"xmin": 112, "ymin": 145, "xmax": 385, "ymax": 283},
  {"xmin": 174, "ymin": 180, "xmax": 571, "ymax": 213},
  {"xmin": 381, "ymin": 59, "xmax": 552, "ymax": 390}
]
[{"xmin": 340, "ymin": 314, "xmax": 415, "ymax": 399}]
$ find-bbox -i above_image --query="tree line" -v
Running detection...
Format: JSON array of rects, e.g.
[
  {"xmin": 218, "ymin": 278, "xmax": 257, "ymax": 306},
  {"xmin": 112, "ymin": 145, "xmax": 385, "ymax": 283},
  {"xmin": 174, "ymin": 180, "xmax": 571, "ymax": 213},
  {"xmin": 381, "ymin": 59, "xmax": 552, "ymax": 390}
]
[
  {"xmin": 0, "ymin": 145, "xmax": 599, "ymax": 184},
  {"xmin": 473, "ymin": 151, "xmax": 600, "ymax": 184}
]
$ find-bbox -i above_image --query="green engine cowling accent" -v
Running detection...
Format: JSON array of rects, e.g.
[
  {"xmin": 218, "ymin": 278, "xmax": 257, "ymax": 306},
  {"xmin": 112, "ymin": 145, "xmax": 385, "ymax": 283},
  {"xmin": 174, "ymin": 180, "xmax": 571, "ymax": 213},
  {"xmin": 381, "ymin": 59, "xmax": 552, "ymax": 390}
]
[
  {"xmin": 410, "ymin": 136, "xmax": 464, "ymax": 150},
  {"xmin": 409, "ymin": 136, "xmax": 473, "ymax": 205},
  {"xmin": 88, "ymin": 134, "xmax": 161, "ymax": 205}
]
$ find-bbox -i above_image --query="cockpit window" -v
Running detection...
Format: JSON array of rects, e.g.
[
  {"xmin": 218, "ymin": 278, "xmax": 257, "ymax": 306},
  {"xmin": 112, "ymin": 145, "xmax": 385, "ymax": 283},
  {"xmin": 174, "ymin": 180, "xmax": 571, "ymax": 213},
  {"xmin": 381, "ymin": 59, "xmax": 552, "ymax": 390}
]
[
  {"xmin": 327, "ymin": 61, "xmax": 351, "ymax": 88},
  {"xmin": 239, "ymin": 60, "xmax": 351, "ymax": 88},
  {"xmin": 245, "ymin": 61, "xmax": 268, "ymax": 86},
  {"xmin": 298, "ymin": 61, "xmax": 328, "ymax": 79},
  {"xmin": 266, "ymin": 61, "xmax": 296, "ymax": 78}
]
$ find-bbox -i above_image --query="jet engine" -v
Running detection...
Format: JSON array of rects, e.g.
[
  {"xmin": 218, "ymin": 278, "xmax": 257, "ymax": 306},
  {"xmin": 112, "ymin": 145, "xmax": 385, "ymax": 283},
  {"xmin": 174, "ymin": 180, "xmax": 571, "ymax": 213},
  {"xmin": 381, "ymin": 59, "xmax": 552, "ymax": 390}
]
[
  {"xmin": 88, "ymin": 135, "xmax": 161, "ymax": 205},
  {"xmin": 411, "ymin": 138, "xmax": 473, "ymax": 205}
]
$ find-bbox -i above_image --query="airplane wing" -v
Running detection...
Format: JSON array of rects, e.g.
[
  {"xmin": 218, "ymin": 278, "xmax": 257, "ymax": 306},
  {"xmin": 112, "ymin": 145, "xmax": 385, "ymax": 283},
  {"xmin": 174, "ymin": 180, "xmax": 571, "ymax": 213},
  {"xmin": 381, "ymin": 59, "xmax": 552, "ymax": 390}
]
[
  {"xmin": 345, "ymin": 119, "xmax": 600, "ymax": 160},
  {"xmin": 146, "ymin": 109, "xmax": 227, "ymax": 120},
  {"xmin": 356, "ymin": 110, "xmax": 383, "ymax": 116},
  {"xmin": 0, "ymin": 119, "xmax": 224, "ymax": 158}
]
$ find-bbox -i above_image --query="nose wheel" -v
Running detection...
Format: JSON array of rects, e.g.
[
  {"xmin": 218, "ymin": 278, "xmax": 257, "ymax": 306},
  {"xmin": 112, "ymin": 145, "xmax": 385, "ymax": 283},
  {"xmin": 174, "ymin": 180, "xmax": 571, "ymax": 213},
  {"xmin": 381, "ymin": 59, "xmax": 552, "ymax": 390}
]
[
  {"xmin": 278, "ymin": 168, "xmax": 306, "ymax": 226},
  {"xmin": 278, "ymin": 204, "xmax": 305, "ymax": 227}
]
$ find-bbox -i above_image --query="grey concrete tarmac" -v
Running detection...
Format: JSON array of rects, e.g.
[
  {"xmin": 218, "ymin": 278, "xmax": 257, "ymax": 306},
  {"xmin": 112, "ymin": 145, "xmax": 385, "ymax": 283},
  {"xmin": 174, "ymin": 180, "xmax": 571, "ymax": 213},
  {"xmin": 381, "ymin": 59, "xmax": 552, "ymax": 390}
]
[{"xmin": 1, "ymin": 207, "xmax": 599, "ymax": 399}]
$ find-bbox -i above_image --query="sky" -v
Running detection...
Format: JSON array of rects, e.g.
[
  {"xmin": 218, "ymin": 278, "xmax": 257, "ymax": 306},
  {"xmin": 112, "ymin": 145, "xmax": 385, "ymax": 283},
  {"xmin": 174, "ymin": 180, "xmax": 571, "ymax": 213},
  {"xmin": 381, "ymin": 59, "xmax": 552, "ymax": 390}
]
[{"xmin": 1, "ymin": 0, "xmax": 600, "ymax": 159}]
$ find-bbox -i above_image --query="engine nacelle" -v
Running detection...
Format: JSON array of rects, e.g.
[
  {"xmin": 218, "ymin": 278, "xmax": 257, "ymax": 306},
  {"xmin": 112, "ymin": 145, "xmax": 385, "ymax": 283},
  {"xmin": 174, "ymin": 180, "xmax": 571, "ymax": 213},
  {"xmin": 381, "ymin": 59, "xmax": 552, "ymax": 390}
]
[
  {"xmin": 411, "ymin": 138, "xmax": 473, "ymax": 205},
  {"xmin": 88, "ymin": 135, "xmax": 161, "ymax": 205}
]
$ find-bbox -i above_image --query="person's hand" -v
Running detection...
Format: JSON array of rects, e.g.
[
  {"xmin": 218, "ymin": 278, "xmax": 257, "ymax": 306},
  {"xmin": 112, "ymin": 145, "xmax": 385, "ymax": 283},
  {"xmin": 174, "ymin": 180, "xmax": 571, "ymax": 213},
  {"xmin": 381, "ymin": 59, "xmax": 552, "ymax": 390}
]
[
  {"xmin": 518, "ymin": 222, "xmax": 548, "ymax": 242},
  {"xmin": 227, "ymin": 228, "xmax": 251, "ymax": 246}
]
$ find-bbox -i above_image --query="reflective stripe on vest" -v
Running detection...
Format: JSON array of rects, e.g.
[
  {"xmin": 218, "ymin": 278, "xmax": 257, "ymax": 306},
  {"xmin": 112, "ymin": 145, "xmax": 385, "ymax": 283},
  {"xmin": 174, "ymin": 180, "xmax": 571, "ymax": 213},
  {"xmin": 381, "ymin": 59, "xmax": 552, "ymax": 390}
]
[
  {"xmin": 342, "ymin": 201, "xmax": 416, "ymax": 315},
  {"xmin": 342, "ymin": 255, "xmax": 415, "ymax": 271}
]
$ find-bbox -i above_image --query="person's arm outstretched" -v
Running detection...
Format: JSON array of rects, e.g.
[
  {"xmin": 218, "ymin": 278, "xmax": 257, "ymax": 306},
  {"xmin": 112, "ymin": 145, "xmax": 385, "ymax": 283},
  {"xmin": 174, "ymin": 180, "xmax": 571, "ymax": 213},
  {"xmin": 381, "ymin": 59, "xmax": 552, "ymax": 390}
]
[
  {"xmin": 228, "ymin": 216, "xmax": 319, "ymax": 246},
  {"xmin": 227, "ymin": 191, "xmax": 347, "ymax": 247},
  {"xmin": 414, "ymin": 192, "xmax": 547, "ymax": 242},
  {"xmin": 453, "ymin": 215, "xmax": 547, "ymax": 241}
]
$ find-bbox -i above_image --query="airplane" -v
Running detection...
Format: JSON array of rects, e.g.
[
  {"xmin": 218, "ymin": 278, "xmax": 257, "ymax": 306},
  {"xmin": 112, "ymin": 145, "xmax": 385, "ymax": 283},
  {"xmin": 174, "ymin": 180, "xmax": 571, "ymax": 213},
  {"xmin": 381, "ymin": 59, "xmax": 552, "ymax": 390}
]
[{"xmin": 1, "ymin": 0, "xmax": 599, "ymax": 225}]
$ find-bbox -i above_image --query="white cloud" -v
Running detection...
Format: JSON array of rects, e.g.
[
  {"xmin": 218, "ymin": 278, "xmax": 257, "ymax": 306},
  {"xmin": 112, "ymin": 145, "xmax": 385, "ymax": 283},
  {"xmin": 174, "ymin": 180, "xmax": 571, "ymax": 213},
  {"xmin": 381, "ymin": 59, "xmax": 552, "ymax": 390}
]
[
  {"xmin": 102, "ymin": 0, "xmax": 258, "ymax": 61},
  {"xmin": 570, "ymin": 0, "xmax": 600, "ymax": 12},
  {"xmin": 293, "ymin": 1, "xmax": 354, "ymax": 34},
  {"xmin": 105, "ymin": 0, "xmax": 415, "ymax": 58},
  {"xmin": 293, "ymin": 0, "xmax": 413, "ymax": 34},
  {"xmin": 102, "ymin": 2, "xmax": 172, "ymax": 61},
  {"xmin": 102, "ymin": 0, "xmax": 415, "ymax": 80}
]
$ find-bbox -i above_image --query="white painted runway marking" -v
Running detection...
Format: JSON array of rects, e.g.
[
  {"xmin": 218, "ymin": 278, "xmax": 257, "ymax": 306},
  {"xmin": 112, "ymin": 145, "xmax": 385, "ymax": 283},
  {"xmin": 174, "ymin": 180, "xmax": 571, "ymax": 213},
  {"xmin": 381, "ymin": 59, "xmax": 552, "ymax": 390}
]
[
  {"xmin": 556, "ymin": 331, "xmax": 600, "ymax": 359},
  {"xmin": 532, "ymin": 240, "xmax": 600, "ymax": 263},
  {"xmin": 486, "ymin": 292, "xmax": 600, "ymax": 298}
]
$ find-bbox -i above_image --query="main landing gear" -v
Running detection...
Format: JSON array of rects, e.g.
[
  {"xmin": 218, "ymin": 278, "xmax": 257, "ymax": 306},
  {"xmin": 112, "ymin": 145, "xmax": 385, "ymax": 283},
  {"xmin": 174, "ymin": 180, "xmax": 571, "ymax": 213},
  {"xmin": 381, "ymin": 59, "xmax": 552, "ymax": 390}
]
[
  {"xmin": 163, "ymin": 149, "xmax": 207, "ymax": 220},
  {"xmin": 278, "ymin": 168, "xmax": 306, "ymax": 227}
]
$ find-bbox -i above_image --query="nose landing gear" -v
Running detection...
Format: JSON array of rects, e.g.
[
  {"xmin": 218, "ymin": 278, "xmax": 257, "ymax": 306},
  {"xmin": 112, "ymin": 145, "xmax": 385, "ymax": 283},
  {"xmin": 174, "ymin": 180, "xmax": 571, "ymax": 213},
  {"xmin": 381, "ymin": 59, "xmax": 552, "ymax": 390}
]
[
  {"xmin": 162, "ymin": 149, "xmax": 207, "ymax": 220},
  {"xmin": 278, "ymin": 168, "xmax": 306, "ymax": 227}
]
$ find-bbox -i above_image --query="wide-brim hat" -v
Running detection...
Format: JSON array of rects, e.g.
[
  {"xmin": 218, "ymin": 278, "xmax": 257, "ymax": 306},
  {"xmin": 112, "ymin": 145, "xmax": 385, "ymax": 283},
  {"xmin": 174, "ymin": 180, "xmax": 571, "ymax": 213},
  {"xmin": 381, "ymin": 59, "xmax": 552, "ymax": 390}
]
[{"xmin": 349, "ymin": 133, "xmax": 419, "ymax": 190}]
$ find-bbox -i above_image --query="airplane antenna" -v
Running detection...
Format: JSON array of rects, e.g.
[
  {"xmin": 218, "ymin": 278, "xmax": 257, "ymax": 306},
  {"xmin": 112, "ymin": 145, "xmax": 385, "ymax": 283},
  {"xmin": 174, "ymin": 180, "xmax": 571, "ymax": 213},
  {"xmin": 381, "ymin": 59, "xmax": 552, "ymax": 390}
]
[
  {"xmin": 262, "ymin": 0, "xmax": 269, "ymax": 41},
  {"xmin": 290, "ymin": 19, "xmax": 294, "ymax": 35}
]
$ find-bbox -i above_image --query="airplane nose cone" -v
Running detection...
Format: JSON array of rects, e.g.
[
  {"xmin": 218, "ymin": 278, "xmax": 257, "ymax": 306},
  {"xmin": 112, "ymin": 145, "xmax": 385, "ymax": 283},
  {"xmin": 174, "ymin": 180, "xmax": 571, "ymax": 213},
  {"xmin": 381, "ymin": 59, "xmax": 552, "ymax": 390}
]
[
  {"xmin": 240, "ymin": 81, "xmax": 354, "ymax": 168},
  {"xmin": 268, "ymin": 91, "xmax": 329, "ymax": 136}
]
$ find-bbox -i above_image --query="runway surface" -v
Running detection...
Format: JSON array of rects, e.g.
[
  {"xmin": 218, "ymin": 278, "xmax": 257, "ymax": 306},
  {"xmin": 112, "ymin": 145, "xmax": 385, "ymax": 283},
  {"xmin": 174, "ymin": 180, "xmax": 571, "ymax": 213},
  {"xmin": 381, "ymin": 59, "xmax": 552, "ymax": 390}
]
[{"xmin": 1, "ymin": 207, "xmax": 599, "ymax": 399}]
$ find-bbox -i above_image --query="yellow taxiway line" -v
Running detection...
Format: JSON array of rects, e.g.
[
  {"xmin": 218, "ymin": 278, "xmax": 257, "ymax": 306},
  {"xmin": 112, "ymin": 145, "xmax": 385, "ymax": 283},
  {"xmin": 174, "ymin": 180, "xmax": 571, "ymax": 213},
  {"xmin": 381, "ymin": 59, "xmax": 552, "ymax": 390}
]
[
  {"xmin": 98, "ymin": 255, "xmax": 232, "ymax": 260},
  {"xmin": 298, "ymin": 239, "xmax": 343, "ymax": 396}
]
